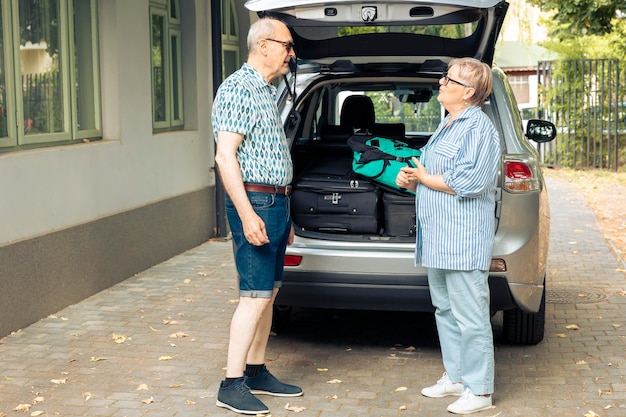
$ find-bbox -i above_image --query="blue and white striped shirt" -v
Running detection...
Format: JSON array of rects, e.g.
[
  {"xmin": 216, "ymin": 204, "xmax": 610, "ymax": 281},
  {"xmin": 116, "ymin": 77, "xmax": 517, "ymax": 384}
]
[{"xmin": 416, "ymin": 106, "xmax": 501, "ymax": 271}]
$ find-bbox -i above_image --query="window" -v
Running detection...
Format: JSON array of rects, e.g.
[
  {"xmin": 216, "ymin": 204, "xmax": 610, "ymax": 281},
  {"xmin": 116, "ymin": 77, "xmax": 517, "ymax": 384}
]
[
  {"xmin": 150, "ymin": 0, "xmax": 183, "ymax": 131},
  {"xmin": 0, "ymin": 0, "xmax": 101, "ymax": 150},
  {"xmin": 221, "ymin": 0, "xmax": 239, "ymax": 79},
  {"xmin": 508, "ymin": 74, "xmax": 530, "ymax": 104}
]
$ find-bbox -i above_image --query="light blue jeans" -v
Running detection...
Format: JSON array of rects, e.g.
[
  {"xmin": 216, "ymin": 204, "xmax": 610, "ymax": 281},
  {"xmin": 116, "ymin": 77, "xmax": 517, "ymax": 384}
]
[{"xmin": 428, "ymin": 268, "xmax": 494, "ymax": 395}]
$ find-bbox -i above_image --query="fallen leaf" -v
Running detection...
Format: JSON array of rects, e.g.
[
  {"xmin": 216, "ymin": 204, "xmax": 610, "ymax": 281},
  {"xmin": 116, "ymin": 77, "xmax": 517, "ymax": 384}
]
[
  {"xmin": 395, "ymin": 386, "xmax": 408, "ymax": 392},
  {"xmin": 584, "ymin": 411, "xmax": 599, "ymax": 417},
  {"xmin": 163, "ymin": 319, "xmax": 178, "ymax": 325},
  {"xmin": 327, "ymin": 379, "xmax": 342, "ymax": 384},
  {"xmin": 556, "ymin": 333, "xmax": 567, "ymax": 338},
  {"xmin": 33, "ymin": 397, "xmax": 44, "ymax": 404},
  {"xmin": 405, "ymin": 346, "xmax": 416, "ymax": 352},
  {"xmin": 82, "ymin": 392, "xmax": 92, "ymax": 401},
  {"xmin": 159, "ymin": 356, "xmax": 174, "ymax": 361},
  {"xmin": 14, "ymin": 404, "xmax": 31, "ymax": 411},
  {"xmin": 228, "ymin": 299, "xmax": 239, "ymax": 303},
  {"xmin": 51, "ymin": 378, "xmax": 67, "ymax": 384},
  {"xmin": 576, "ymin": 360, "xmax": 587, "ymax": 365},
  {"xmin": 197, "ymin": 272, "xmax": 208, "ymax": 276},
  {"xmin": 111, "ymin": 333, "xmax": 129, "ymax": 343},
  {"xmin": 149, "ymin": 327, "xmax": 159, "ymax": 332},
  {"xmin": 186, "ymin": 400, "xmax": 196, "ymax": 405},
  {"xmin": 399, "ymin": 405, "xmax": 407, "ymax": 411},
  {"xmin": 30, "ymin": 411, "xmax": 44, "ymax": 417},
  {"xmin": 169, "ymin": 383, "xmax": 184, "ymax": 388},
  {"xmin": 326, "ymin": 395, "xmax": 338, "ymax": 400},
  {"xmin": 183, "ymin": 279, "xmax": 191, "ymax": 284},
  {"xmin": 612, "ymin": 323, "xmax": 621, "ymax": 329},
  {"xmin": 284, "ymin": 403, "xmax": 306, "ymax": 412},
  {"xmin": 565, "ymin": 324, "xmax": 580, "ymax": 330},
  {"xmin": 90, "ymin": 357, "xmax": 107, "ymax": 362},
  {"xmin": 141, "ymin": 397, "xmax": 155, "ymax": 404},
  {"xmin": 137, "ymin": 384, "xmax": 149, "ymax": 391},
  {"xmin": 168, "ymin": 332, "xmax": 189, "ymax": 338},
  {"xmin": 317, "ymin": 368, "xmax": 329, "ymax": 372}
]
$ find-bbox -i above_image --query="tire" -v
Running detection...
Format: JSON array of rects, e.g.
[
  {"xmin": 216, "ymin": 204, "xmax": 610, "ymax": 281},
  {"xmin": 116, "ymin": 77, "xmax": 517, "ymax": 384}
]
[
  {"xmin": 502, "ymin": 282, "xmax": 546, "ymax": 345},
  {"xmin": 271, "ymin": 305, "xmax": 292, "ymax": 333}
]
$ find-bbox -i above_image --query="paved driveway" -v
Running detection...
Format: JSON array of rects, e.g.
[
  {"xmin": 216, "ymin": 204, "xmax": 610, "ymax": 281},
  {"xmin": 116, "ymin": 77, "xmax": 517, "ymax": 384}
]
[{"xmin": 0, "ymin": 177, "xmax": 624, "ymax": 417}]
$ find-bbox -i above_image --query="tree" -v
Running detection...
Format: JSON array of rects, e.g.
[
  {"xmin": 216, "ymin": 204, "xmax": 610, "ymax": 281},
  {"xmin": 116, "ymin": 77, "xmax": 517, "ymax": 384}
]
[{"xmin": 530, "ymin": 0, "xmax": 625, "ymax": 37}]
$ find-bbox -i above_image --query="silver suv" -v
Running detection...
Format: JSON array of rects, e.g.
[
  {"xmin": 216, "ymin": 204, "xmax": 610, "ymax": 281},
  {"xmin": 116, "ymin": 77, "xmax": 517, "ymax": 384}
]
[{"xmin": 246, "ymin": 0, "xmax": 556, "ymax": 344}]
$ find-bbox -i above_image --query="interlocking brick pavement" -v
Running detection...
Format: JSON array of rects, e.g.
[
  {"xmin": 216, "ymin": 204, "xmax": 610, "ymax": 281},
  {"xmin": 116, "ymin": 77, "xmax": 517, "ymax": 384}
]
[{"xmin": 0, "ymin": 177, "xmax": 624, "ymax": 417}]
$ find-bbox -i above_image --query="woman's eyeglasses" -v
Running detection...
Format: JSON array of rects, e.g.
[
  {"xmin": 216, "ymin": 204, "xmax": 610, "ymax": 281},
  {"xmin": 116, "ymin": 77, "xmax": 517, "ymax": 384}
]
[
  {"xmin": 264, "ymin": 38, "xmax": 296, "ymax": 52},
  {"xmin": 441, "ymin": 71, "xmax": 472, "ymax": 89}
]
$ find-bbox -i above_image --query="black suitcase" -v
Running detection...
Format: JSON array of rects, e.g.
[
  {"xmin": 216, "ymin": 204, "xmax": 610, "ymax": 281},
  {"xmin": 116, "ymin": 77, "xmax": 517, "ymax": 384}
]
[
  {"xmin": 382, "ymin": 192, "xmax": 416, "ymax": 236},
  {"xmin": 291, "ymin": 174, "xmax": 380, "ymax": 234}
]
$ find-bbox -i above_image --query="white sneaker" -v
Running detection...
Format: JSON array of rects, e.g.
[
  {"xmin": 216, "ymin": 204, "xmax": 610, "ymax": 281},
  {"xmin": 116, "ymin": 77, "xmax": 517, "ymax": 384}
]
[
  {"xmin": 421, "ymin": 372, "xmax": 464, "ymax": 398},
  {"xmin": 447, "ymin": 388, "xmax": 493, "ymax": 414}
]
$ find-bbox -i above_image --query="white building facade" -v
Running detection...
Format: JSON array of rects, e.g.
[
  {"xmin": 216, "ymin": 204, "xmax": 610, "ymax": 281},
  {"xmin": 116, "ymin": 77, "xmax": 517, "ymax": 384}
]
[{"xmin": 0, "ymin": 0, "xmax": 252, "ymax": 337}]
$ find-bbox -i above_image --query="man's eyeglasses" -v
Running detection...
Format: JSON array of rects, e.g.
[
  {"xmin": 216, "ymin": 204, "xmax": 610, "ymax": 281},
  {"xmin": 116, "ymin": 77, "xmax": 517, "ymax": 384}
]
[
  {"xmin": 264, "ymin": 38, "xmax": 296, "ymax": 52},
  {"xmin": 441, "ymin": 71, "xmax": 472, "ymax": 89}
]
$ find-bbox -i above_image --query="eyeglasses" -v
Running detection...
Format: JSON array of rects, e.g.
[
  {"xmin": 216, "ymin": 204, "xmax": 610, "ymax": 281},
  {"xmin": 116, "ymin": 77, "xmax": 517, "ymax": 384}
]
[
  {"xmin": 264, "ymin": 38, "xmax": 296, "ymax": 52},
  {"xmin": 441, "ymin": 71, "xmax": 472, "ymax": 89}
]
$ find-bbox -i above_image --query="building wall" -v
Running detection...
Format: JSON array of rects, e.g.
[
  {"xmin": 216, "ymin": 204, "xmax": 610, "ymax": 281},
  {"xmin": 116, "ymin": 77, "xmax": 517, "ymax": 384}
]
[{"xmin": 0, "ymin": 0, "xmax": 217, "ymax": 337}]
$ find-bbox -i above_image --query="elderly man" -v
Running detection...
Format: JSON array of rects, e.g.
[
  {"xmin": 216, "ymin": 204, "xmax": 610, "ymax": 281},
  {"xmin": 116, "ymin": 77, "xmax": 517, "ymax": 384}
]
[{"xmin": 211, "ymin": 17, "xmax": 302, "ymax": 415}]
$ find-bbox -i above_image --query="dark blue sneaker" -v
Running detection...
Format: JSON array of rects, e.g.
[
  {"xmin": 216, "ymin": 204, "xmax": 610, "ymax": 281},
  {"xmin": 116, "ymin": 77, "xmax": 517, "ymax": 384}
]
[
  {"xmin": 216, "ymin": 378, "xmax": 270, "ymax": 415},
  {"xmin": 245, "ymin": 365, "xmax": 303, "ymax": 397}
]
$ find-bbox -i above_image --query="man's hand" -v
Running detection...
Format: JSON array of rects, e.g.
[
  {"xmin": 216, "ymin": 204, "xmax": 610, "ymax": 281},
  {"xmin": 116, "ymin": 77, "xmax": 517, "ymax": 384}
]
[{"xmin": 241, "ymin": 211, "xmax": 269, "ymax": 246}]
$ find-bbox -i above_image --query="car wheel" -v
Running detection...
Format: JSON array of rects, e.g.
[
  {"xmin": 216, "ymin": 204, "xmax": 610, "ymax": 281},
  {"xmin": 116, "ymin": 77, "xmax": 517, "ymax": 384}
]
[
  {"xmin": 502, "ymin": 280, "xmax": 546, "ymax": 345},
  {"xmin": 271, "ymin": 305, "xmax": 292, "ymax": 333}
]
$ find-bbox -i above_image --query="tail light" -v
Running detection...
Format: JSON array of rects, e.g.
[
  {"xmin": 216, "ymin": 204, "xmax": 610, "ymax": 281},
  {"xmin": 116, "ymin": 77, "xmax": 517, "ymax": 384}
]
[
  {"xmin": 284, "ymin": 255, "xmax": 302, "ymax": 267},
  {"xmin": 503, "ymin": 157, "xmax": 540, "ymax": 192}
]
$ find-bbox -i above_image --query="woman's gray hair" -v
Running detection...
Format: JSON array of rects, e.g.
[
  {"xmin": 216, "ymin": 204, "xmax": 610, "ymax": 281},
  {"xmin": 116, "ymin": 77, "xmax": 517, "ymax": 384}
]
[
  {"xmin": 247, "ymin": 17, "xmax": 280, "ymax": 53},
  {"xmin": 449, "ymin": 57, "xmax": 493, "ymax": 106}
]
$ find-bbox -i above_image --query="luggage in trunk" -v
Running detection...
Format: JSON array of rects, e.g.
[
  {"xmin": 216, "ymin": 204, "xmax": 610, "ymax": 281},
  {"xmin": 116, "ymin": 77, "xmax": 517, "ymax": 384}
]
[
  {"xmin": 382, "ymin": 192, "xmax": 416, "ymax": 237},
  {"xmin": 291, "ymin": 174, "xmax": 380, "ymax": 234}
]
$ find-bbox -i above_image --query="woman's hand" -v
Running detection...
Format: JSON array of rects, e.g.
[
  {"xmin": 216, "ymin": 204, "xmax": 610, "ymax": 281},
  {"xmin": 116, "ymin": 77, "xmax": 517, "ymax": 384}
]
[
  {"xmin": 396, "ymin": 164, "xmax": 419, "ymax": 192},
  {"xmin": 403, "ymin": 156, "xmax": 456, "ymax": 195}
]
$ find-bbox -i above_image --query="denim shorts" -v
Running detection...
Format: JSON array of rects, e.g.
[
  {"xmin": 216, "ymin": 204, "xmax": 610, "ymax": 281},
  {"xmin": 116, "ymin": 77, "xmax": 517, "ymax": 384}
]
[{"xmin": 225, "ymin": 191, "xmax": 291, "ymax": 298}]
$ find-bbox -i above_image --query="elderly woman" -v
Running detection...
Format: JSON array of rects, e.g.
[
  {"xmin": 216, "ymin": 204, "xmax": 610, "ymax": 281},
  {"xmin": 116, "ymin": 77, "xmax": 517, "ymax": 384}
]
[{"xmin": 396, "ymin": 57, "xmax": 500, "ymax": 415}]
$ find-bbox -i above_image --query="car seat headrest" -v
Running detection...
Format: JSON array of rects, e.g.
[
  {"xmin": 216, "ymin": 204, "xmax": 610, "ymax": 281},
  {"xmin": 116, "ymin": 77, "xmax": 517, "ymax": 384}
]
[{"xmin": 340, "ymin": 95, "xmax": 375, "ymax": 132}]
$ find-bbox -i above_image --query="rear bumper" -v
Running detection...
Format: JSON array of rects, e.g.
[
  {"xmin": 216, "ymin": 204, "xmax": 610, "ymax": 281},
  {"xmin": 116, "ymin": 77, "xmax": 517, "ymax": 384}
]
[{"xmin": 276, "ymin": 270, "xmax": 525, "ymax": 313}]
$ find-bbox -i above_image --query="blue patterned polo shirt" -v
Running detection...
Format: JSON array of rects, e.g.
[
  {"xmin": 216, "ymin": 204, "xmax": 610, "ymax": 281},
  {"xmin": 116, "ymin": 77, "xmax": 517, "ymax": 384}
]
[{"xmin": 212, "ymin": 63, "xmax": 293, "ymax": 186}]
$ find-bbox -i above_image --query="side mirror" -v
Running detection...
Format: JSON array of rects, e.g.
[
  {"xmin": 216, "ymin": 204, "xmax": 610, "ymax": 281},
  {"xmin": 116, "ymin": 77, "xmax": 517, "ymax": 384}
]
[{"xmin": 526, "ymin": 119, "xmax": 556, "ymax": 143}]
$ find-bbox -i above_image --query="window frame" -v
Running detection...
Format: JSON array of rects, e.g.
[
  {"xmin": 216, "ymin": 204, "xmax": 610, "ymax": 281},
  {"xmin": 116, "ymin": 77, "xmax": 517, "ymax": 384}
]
[
  {"xmin": 220, "ymin": 0, "xmax": 239, "ymax": 78},
  {"xmin": 0, "ymin": 0, "xmax": 101, "ymax": 150},
  {"xmin": 149, "ymin": 0, "xmax": 183, "ymax": 132}
]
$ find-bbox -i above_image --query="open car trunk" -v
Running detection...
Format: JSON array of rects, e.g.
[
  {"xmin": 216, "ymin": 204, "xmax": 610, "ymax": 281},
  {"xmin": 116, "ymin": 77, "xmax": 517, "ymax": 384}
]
[{"xmin": 287, "ymin": 75, "xmax": 499, "ymax": 241}]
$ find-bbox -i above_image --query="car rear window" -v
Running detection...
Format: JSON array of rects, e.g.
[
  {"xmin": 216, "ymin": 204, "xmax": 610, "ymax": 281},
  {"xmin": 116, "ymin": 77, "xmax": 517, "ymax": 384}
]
[{"xmin": 294, "ymin": 22, "xmax": 479, "ymax": 41}]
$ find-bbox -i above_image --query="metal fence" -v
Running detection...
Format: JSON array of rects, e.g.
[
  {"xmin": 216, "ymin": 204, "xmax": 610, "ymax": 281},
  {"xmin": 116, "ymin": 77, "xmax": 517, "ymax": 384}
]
[{"xmin": 536, "ymin": 59, "xmax": 624, "ymax": 171}]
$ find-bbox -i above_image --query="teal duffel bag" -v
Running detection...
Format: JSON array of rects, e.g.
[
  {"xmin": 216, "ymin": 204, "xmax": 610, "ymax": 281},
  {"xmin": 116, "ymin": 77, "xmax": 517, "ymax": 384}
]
[{"xmin": 347, "ymin": 135, "xmax": 422, "ymax": 195}]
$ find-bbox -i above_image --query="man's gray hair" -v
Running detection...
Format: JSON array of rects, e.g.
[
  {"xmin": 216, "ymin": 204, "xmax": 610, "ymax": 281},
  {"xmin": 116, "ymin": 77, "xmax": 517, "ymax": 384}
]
[{"xmin": 247, "ymin": 18, "xmax": 279, "ymax": 52}]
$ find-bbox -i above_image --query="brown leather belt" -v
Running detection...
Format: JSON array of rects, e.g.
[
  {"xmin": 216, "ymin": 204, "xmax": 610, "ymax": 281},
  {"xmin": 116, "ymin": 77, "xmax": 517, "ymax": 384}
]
[{"xmin": 243, "ymin": 183, "xmax": 292, "ymax": 196}]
